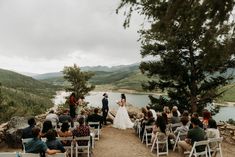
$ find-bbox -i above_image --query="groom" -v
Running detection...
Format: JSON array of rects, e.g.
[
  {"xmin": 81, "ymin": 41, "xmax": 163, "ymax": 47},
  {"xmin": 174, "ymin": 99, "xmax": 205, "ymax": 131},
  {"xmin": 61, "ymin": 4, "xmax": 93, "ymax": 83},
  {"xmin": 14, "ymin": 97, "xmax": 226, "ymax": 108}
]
[{"xmin": 102, "ymin": 93, "xmax": 109, "ymax": 125}]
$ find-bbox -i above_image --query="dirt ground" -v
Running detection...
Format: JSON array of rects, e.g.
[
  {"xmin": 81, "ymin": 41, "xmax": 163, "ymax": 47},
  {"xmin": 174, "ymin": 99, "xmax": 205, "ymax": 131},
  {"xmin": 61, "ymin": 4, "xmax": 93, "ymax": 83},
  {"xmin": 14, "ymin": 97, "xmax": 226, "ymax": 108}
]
[{"xmin": 93, "ymin": 125, "xmax": 235, "ymax": 157}]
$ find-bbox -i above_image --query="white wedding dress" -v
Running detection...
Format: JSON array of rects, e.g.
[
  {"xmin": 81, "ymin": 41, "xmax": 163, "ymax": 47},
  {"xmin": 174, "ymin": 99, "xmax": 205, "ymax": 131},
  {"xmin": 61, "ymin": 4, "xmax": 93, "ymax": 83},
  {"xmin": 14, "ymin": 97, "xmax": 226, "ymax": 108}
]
[{"xmin": 113, "ymin": 99, "xmax": 134, "ymax": 129}]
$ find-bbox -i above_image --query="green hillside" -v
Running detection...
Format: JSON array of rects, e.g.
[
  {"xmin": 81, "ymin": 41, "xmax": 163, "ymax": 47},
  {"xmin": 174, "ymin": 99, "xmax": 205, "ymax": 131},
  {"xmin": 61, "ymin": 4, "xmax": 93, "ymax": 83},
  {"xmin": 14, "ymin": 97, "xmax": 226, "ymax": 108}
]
[{"xmin": 0, "ymin": 68, "xmax": 59, "ymax": 122}]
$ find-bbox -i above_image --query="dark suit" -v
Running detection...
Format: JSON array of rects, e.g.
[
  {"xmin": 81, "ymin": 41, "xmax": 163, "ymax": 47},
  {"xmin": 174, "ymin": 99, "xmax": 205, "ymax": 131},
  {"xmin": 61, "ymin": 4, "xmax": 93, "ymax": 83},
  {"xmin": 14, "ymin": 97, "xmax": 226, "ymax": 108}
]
[
  {"xmin": 102, "ymin": 97, "xmax": 109, "ymax": 125},
  {"xmin": 87, "ymin": 113, "xmax": 103, "ymax": 128}
]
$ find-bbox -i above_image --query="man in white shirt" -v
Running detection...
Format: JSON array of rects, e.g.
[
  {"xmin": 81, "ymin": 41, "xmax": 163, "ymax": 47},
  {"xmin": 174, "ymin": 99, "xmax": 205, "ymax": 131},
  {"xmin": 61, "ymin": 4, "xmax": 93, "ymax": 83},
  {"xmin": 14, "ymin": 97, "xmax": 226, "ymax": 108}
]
[
  {"xmin": 146, "ymin": 105, "xmax": 157, "ymax": 120},
  {"xmin": 45, "ymin": 110, "xmax": 59, "ymax": 128}
]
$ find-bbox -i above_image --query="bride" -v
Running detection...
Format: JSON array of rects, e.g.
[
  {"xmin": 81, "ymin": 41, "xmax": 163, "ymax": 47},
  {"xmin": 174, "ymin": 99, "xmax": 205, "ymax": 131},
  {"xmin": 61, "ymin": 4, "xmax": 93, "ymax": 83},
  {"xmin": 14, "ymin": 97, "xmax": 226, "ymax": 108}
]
[{"xmin": 113, "ymin": 93, "xmax": 133, "ymax": 129}]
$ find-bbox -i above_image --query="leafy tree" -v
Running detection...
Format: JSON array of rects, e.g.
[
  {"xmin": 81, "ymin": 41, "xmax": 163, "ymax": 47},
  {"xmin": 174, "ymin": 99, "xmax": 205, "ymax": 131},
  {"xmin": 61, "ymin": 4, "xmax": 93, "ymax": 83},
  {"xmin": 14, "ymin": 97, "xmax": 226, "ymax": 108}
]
[
  {"xmin": 117, "ymin": 0, "xmax": 235, "ymax": 113},
  {"xmin": 63, "ymin": 64, "xmax": 95, "ymax": 98}
]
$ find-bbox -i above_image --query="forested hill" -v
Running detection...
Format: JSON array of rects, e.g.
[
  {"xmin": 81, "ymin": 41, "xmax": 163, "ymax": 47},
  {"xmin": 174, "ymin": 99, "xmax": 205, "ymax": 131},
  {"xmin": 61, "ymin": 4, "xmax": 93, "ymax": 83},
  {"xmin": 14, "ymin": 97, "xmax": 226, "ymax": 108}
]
[
  {"xmin": 0, "ymin": 68, "xmax": 59, "ymax": 122},
  {"xmin": 34, "ymin": 63, "xmax": 149, "ymax": 91}
]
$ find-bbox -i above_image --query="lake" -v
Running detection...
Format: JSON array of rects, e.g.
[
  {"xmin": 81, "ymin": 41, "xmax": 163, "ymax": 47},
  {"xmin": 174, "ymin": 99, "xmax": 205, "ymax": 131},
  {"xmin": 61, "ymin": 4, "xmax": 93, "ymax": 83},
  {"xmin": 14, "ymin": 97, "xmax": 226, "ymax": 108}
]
[{"xmin": 53, "ymin": 91, "xmax": 235, "ymax": 122}]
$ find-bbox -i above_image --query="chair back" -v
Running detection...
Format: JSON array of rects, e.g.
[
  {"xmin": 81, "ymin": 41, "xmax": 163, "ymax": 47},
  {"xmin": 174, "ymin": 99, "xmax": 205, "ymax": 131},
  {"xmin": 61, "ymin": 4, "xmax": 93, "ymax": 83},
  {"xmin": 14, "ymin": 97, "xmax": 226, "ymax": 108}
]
[
  {"xmin": 74, "ymin": 136, "xmax": 91, "ymax": 157},
  {"xmin": 88, "ymin": 121, "xmax": 100, "ymax": 140},
  {"xmin": 173, "ymin": 131, "xmax": 187, "ymax": 151},
  {"xmin": 46, "ymin": 153, "xmax": 67, "ymax": 157},
  {"xmin": 21, "ymin": 138, "xmax": 33, "ymax": 153},
  {"xmin": 0, "ymin": 152, "xmax": 18, "ymax": 157},
  {"xmin": 189, "ymin": 140, "xmax": 209, "ymax": 157},
  {"xmin": 170, "ymin": 122, "xmax": 182, "ymax": 132},
  {"xmin": 20, "ymin": 153, "xmax": 40, "ymax": 157},
  {"xmin": 208, "ymin": 137, "xmax": 223, "ymax": 157}
]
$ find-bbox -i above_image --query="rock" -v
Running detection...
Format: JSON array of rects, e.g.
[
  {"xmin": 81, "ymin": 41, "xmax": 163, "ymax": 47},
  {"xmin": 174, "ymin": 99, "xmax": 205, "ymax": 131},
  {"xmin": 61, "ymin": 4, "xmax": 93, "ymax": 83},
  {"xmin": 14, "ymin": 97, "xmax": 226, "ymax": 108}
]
[{"xmin": 5, "ymin": 116, "xmax": 28, "ymax": 148}]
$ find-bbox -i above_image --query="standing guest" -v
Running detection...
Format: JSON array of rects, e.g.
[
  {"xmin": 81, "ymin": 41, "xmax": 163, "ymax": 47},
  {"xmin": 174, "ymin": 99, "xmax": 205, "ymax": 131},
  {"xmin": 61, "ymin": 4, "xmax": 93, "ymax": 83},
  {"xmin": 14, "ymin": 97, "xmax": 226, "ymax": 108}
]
[
  {"xmin": 69, "ymin": 92, "xmax": 77, "ymax": 119},
  {"xmin": 45, "ymin": 129, "xmax": 65, "ymax": 153},
  {"xmin": 41, "ymin": 120, "xmax": 54, "ymax": 137},
  {"xmin": 76, "ymin": 96, "xmax": 85, "ymax": 115},
  {"xmin": 102, "ymin": 93, "xmax": 109, "ymax": 125},
  {"xmin": 178, "ymin": 117, "xmax": 206, "ymax": 156},
  {"xmin": 46, "ymin": 110, "xmax": 59, "ymax": 128},
  {"xmin": 87, "ymin": 108, "xmax": 103, "ymax": 128},
  {"xmin": 25, "ymin": 127, "xmax": 60, "ymax": 156},
  {"xmin": 72, "ymin": 117, "xmax": 90, "ymax": 146},
  {"xmin": 21, "ymin": 117, "xmax": 36, "ymax": 139},
  {"xmin": 146, "ymin": 105, "xmax": 157, "ymax": 120},
  {"xmin": 59, "ymin": 109, "xmax": 73, "ymax": 127}
]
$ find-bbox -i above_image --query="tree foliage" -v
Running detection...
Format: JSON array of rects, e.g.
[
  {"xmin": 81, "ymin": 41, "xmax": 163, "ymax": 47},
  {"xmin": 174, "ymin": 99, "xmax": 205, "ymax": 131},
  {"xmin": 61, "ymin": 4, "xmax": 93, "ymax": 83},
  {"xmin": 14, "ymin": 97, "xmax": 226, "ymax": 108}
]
[
  {"xmin": 63, "ymin": 64, "xmax": 95, "ymax": 98},
  {"xmin": 117, "ymin": 0, "xmax": 235, "ymax": 113}
]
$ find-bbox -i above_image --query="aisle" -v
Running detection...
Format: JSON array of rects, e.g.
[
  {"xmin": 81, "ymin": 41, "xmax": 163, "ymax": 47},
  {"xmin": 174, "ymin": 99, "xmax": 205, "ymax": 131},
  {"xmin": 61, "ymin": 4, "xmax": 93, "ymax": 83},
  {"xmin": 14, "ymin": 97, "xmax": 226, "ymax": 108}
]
[
  {"xmin": 92, "ymin": 125, "xmax": 235, "ymax": 157},
  {"xmin": 92, "ymin": 125, "xmax": 156, "ymax": 157}
]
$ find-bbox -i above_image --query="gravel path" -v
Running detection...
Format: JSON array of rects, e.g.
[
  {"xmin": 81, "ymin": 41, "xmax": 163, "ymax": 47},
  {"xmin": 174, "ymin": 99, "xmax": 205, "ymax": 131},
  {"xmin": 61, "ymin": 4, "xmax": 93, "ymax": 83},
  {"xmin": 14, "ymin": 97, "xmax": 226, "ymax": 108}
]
[{"xmin": 93, "ymin": 125, "xmax": 235, "ymax": 157}]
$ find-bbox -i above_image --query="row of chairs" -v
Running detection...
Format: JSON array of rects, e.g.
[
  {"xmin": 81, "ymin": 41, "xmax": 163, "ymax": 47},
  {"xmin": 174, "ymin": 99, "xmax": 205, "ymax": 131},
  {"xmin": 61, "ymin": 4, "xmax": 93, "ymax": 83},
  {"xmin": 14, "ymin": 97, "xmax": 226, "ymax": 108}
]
[
  {"xmin": 136, "ymin": 122, "xmax": 223, "ymax": 157},
  {"xmin": 0, "ymin": 152, "xmax": 66, "ymax": 157},
  {"xmin": 22, "ymin": 136, "xmax": 91, "ymax": 157}
]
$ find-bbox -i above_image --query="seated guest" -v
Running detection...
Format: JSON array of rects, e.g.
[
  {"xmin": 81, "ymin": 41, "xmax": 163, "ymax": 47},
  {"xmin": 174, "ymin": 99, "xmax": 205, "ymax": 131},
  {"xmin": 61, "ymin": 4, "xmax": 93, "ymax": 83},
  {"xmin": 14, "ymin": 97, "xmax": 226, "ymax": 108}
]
[
  {"xmin": 172, "ymin": 106, "xmax": 181, "ymax": 117},
  {"xmin": 57, "ymin": 122, "xmax": 73, "ymax": 146},
  {"xmin": 72, "ymin": 117, "xmax": 90, "ymax": 146},
  {"xmin": 178, "ymin": 117, "xmax": 206, "ymax": 156},
  {"xmin": 189, "ymin": 112, "xmax": 203, "ymax": 129},
  {"xmin": 140, "ymin": 111, "xmax": 155, "ymax": 137},
  {"xmin": 25, "ymin": 127, "xmax": 60, "ymax": 156},
  {"xmin": 86, "ymin": 108, "xmax": 103, "ymax": 128},
  {"xmin": 22, "ymin": 117, "xmax": 36, "ymax": 139},
  {"xmin": 146, "ymin": 105, "xmax": 157, "ymax": 120},
  {"xmin": 174, "ymin": 116, "xmax": 189, "ymax": 135},
  {"xmin": 202, "ymin": 109, "xmax": 211, "ymax": 129},
  {"xmin": 206, "ymin": 118, "xmax": 220, "ymax": 148},
  {"xmin": 41, "ymin": 120, "xmax": 54, "ymax": 137},
  {"xmin": 168, "ymin": 116, "xmax": 189, "ymax": 144},
  {"xmin": 45, "ymin": 129, "xmax": 65, "ymax": 153},
  {"xmin": 59, "ymin": 109, "xmax": 73, "ymax": 127},
  {"xmin": 46, "ymin": 110, "xmax": 59, "ymax": 128},
  {"xmin": 151, "ymin": 115, "xmax": 167, "ymax": 142},
  {"xmin": 206, "ymin": 118, "xmax": 220, "ymax": 139},
  {"xmin": 170, "ymin": 109, "xmax": 180, "ymax": 124}
]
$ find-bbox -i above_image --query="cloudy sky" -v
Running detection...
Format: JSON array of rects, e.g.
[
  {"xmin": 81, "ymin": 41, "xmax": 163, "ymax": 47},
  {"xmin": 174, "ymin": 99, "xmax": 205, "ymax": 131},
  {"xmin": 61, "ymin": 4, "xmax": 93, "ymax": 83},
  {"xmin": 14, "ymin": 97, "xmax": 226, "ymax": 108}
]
[{"xmin": 0, "ymin": 0, "xmax": 143, "ymax": 74}]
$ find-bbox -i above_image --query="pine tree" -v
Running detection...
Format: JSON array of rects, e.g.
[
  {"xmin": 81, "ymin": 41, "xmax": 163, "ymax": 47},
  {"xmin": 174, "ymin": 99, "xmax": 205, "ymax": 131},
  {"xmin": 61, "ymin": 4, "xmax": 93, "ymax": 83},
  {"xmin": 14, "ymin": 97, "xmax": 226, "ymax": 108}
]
[
  {"xmin": 117, "ymin": 0, "xmax": 235, "ymax": 113},
  {"xmin": 63, "ymin": 64, "xmax": 95, "ymax": 98}
]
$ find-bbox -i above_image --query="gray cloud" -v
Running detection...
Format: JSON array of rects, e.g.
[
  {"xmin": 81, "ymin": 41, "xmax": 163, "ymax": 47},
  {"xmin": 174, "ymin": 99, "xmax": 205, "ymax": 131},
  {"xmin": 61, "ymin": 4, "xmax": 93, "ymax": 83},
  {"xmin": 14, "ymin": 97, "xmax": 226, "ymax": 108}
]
[{"xmin": 0, "ymin": 0, "xmax": 142, "ymax": 73}]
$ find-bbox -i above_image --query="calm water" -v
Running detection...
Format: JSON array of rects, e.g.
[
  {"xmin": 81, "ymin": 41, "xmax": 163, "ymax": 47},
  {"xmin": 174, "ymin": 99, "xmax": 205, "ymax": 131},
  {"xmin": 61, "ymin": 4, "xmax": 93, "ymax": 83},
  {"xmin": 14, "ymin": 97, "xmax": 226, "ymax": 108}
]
[{"xmin": 53, "ymin": 91, "xmax": 235, "ymax": 122}]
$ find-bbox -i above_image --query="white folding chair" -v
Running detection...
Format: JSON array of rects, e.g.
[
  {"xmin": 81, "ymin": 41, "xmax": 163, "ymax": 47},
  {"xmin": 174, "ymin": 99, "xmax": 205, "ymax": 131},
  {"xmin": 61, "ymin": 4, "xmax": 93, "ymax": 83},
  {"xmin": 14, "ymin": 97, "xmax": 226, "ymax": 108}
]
[
  {"xmin": 185, "ymin": 140, "xmax": 210, "ymax": 157},
  {"xmin": 57, "ymin": 136, "xmax": 74, "ymax": 157},
  {"xmin": 20, "ymin": 153, "xmax": 40, "ymax": 157},
  {"xmin": 141, "ymin": 125, "xmax": 153, "ymax": 147},
  {"xmin": 74, "ymin": 136, "xmax": 91, "ymax": 157},
  {"xmin": 173, "ymin": 131, "xmax": 187, "ymax": 151},
  {"xmin": 21, "ymin": 138, "xmax": 33, "ymax": 153},
  {"xmin": 0, "ymin": 152, "xmax": 18, "ymax": 157},
  {"xmin": 151, "ymin": 133, "xmax": 168, "ymax": 157},
  {"xmin": 88, "ymin": 122, "xmax": 100, "ymax": 140},
  {"xmin": 170, "ymin": 123, "xmax": 182, "ymax": 132},
  {"xmin": 208, "ymin": 137, "xmax": 223, "ymax": 157}
]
